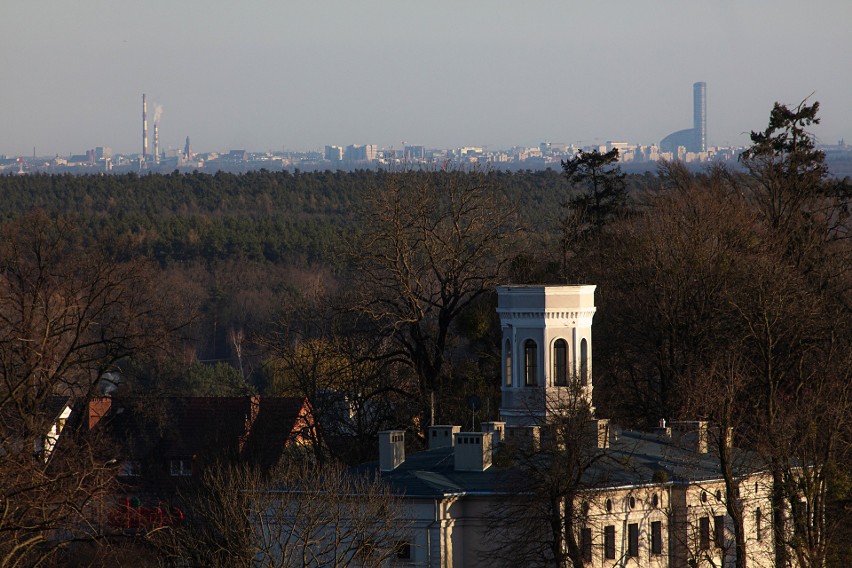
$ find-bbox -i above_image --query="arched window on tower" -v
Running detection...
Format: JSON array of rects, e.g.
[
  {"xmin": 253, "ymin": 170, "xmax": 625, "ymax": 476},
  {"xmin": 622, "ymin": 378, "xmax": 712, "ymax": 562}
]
[
  {"xmin": 524, "ymin": 339, "xmax": 537, "ymax": 386},
  {"xmin": 553, "ymin": 339, "xmax": 568, "ymax": 386},
  {"xmin": 580, "ymin": 338, "xmax": 589, "ymax": 385},
  {"xmin": 504, "ymin": 339, "xmax": 512, "ymax": 387}
]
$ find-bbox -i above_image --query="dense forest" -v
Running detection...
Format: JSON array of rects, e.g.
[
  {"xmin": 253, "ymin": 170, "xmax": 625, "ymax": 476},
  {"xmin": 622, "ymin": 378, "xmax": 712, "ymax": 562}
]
[
  {"xmin": 0, "ymin": 168, "xmax": 593, "ymax": 266},
  {"xmin": 0, "ymin": 167, "xmax": 649, "ymax": 374}
]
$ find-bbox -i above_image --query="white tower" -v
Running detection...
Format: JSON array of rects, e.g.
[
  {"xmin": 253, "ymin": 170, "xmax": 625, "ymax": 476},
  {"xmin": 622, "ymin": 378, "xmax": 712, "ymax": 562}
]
[{"xmin": 497, "ymin": 285, "xmax": 596, "ymax": 426}]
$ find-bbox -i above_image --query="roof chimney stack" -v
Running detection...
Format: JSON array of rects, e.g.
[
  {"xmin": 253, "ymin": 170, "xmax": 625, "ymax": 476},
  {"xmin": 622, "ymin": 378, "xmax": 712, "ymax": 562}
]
[
  {"xmin": 671, "ymin": 421, "xmax": 708, "ymax": 454},
  {"xmin": 454, "ymin": 431, "xmax": 493, "ymax": 472},
  {"xmin": 379, "ymin": 430, "xmax": 405, "ymax": 471},
  {"xmin": 428, "ymin": 425, "xmax": 460, "ymax": 450}
]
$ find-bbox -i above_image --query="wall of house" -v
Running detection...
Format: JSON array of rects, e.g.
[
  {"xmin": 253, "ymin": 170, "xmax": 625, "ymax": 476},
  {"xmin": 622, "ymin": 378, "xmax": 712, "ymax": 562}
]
[
  {"xmin": 669, "ymin": 475, "xmax": 775, "ymax": 568},
  {"xmin": 392, "ymin": 476, "xmax": 777, "ymax": 568},
  {"xmin": 583, "ymin": 485, "xmax": 671, "ymax": 567}
]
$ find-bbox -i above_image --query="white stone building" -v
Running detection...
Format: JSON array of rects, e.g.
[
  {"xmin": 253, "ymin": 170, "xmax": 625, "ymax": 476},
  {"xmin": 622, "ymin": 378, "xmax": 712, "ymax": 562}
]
[{"xmin": 370, "ymin": 285, "xmax": 777, "ymax": 568}]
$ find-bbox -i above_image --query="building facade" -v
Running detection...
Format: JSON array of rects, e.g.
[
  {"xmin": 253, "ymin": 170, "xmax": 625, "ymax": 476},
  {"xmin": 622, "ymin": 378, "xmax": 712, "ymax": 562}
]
[{"xmin": 373, "ymin": 285, "xmax": 777, "ymax": 568}]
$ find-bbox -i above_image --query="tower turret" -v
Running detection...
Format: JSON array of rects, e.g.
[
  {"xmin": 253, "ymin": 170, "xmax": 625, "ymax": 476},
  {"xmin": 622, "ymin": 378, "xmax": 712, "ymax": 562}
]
[{"xmin": 497, "ymin": 285, "xmax": 596, "ymax": 426}]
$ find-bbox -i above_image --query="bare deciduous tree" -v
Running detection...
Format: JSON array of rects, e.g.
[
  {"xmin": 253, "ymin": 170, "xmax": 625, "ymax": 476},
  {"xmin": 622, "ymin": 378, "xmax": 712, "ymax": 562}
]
[
  {"xmin": 259, "ymin": 285, "xmax": 407, "ymax": 465},
  {"xmin": 0, "ymin": 212, "xmax": 188, "ymax": 567},
  {"xmin": 154, "ymin": 459, "xmax": 409, "ymax": 568},
  {"xmin": 350, "ymin": 169, "xmax": 521, "ymax": 432},
  {"xmin": 485, "ymin": 382, "xmax": 610, "ymax": 568}
]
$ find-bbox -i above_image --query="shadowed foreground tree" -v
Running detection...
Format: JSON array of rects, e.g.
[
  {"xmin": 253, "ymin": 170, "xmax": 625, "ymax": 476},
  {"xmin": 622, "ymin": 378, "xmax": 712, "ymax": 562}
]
[
  {"xmin": 739, "ymin": 100, "xmax": 851, "ymax": 568},
  {"xmin": 680, "ymin": 358, "xmax": 755, "ymax": 568},
  {"xmin": 561, "ymin": 148, "xmax": 627, "ymax": 232},
  {"xmin": 0, "ymin": 212, "xmax": 189, "ymax": 567},
  {"xmin": 593, "ymin": 163, "xmax": 757, "ymax": 425},
  {"xmin": 485, "ymin": 382, "xmax": 610, "ymax": 568},
  {"xmin": 595, "ymin": 128, "xmax": 850, "ymax": 566},
  {"xmin": 153, "ymin": 459, "xmax": 409, "ymax": 568},
  {"xmin": 559, "ymin": 149, "xmax": 628, "ymax": 280},
  {"xmin": 350, "ymin": 169, "xmax": 521, "ymax": 432},
  {"xmin": 259, "ymin": 285, "xmax": 407, "ymax": 465}
]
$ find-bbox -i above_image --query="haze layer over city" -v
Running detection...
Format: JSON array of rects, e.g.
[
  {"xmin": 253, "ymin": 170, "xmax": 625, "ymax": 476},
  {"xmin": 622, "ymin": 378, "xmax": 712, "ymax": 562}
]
[{"xmin": 2, "ymin": 0, "xmax": 851, "ymax": 158}]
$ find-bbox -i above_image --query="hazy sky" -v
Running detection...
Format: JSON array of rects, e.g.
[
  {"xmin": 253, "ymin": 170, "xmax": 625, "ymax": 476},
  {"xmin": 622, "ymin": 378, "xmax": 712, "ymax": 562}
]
[{"xmin": 2, "ymin": 0, "xmax": 851, "ymax": 155}]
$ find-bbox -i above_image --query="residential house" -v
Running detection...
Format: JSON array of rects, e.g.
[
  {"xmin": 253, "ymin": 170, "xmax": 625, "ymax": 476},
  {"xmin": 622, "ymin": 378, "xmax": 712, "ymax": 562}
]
[{"xmin": 94, "ymin": 395, "xmax": 313, "ymax": 528}]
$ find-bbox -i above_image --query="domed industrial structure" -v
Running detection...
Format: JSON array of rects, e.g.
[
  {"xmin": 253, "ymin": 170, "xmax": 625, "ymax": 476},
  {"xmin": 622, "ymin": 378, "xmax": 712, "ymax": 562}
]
[{"xmin": 661, "ymin": 82, "xmax": 706, "ymax": 154}]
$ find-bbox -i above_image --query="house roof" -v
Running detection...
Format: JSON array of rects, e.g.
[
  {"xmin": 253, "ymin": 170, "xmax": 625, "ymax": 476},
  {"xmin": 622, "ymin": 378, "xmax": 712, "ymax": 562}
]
[
  {"xmin": 101, "ymin": 395, "xmax": 310, "ymax": 468},
  {"xmin": 367, "ymin": 429, "xmax": 766, "ymax": 499}
]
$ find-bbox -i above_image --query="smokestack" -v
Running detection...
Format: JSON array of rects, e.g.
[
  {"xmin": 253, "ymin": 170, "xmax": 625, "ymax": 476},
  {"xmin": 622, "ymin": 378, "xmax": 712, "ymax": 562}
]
[
  {"xmin": 154, "ymin": 123, "xmax": 159, "ymax": 165},
  {"xmin": 142, "ymin": 94, "xmax": 148, "ymax": 161},
  {"xmin": 184, "ymin": 136, "xmax": 191, "ymax": 160}
]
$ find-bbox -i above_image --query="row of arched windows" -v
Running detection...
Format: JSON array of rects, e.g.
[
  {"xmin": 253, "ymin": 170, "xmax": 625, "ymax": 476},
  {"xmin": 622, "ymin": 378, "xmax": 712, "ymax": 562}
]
[{"xmin": 505, "ymin": 338, "xmax": 589, "ymax": 387}]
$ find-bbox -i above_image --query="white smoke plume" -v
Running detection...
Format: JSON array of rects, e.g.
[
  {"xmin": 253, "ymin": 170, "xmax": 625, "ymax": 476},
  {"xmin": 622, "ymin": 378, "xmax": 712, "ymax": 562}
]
[{"xmin": 153, "ymin": 103, "xmax": 163, "ymax": 125}]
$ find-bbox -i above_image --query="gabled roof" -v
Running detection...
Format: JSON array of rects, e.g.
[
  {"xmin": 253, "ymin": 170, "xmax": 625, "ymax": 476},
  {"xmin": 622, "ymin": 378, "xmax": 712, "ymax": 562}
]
[
  {"xmin": 100, "ymin": 395, "xmax": 311, "ymax": 468},
  {"xmin": 242, "ymin": 397, "xmax": 313, "ymax": 469}
]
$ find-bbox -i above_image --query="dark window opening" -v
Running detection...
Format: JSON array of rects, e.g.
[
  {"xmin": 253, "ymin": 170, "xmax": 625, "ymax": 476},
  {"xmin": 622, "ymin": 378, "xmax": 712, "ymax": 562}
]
[
  {"xmin": 628, "ymin": 523, "xmax": 639, "ymax": 557},
  {"xmin": 699, "ymin": 516, "xmax": 711, "ymax": 550},
  {"xmin": 604, "ymin": 525, "xmax": 615, "ymax": 559},
  {"xmin": 504, "ymin": 340, "xmax": 512, "ymax": 387},
  {"xmin": 554, "ymin": 339, "xmax": 568, "ymax": 386},
  {"xmin": 396, "ymin": 541, "xmax": 411, "ymax": 560},
  {"xmin": 714, "ymin": 515, "xmax": 725, "ymax": 548},
  {"xmin": 524, "ymin": 339, "xmax": 537, "ymax": 386},
  {"xmin": 580, "ymin": 338, "xmax": 589, "ymax": 385},
  {"xmin": 651, "ymin": 521, "xmax": 662, "ymax": 555},
  {"xmin": 755, "ymin": 508, "xmax": 762, "ymax": 541},
  {"xmin": 581, "ymin": 527, "xmax": 592, "ymax": 563}
]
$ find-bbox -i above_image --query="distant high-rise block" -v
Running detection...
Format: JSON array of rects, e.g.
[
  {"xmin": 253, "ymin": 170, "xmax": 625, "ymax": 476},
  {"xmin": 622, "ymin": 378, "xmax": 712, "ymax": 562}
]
[
  {"xmin": 325, "ymin": 145, "xmax": 343, "ymax": 162},
  {"xmin": 693, "ymin": 82, "xmax": 706, "ymax": 153},
  {"xmin": 660, "ymin": 82, "xmax": 707, "ymax": 154},
  {"xmin": 344, "ymin": 144, "xmax": 377, "ymax": 163}
]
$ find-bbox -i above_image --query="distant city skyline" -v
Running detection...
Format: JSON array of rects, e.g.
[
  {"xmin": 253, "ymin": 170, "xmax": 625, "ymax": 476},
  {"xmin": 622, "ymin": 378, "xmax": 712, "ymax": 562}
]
[{"xmin": 2, "ymin": 1, "xmax": 851, "ymax": 156}]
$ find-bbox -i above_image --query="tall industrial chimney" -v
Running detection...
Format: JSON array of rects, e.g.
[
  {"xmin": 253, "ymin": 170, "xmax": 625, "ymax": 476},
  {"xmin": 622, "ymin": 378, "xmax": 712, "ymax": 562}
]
[
  {"xmin": 142, "ymin": 94, "xmax": 148, "ymax": 161},
  {"xmin": 154, "ymin": 123, "xmax": 159, "ymax": 165},
  {"xmin": 184, "ymin": 136, "xmax": 192, "ymax": 160}
]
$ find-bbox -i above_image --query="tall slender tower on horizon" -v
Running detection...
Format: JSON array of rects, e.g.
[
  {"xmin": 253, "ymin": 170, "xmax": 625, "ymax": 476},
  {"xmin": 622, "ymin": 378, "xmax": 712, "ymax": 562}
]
[
  {"xmin": 153, "ymin": 123, "xmax": 159, "ymax": 165},
  {"xmin": 693, "ymin": 81, "xmax": 706, "ymax": 153},
  {"xmin": 142, "ymin": 94, "xmax": 148, "ymax": 161}
]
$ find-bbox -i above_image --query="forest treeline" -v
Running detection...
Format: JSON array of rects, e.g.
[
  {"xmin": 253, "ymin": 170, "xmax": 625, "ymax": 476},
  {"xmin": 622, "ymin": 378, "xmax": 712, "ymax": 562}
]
[{"xmin": 0, "ymin": 168, "xmax": 638, "ymax": 267}]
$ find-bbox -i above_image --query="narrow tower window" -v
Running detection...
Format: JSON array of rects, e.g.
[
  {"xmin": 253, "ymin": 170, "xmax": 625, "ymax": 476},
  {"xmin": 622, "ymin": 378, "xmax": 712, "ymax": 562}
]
[
  {"xmin": 504, "ymin": 339, "xmax": 512, "ymax": 387},
  {"xmin": 524, "ymin": 340, "xmax": 537, "ymax": 386},
  {"xmin": 553, "ymin": 339, "xmax": 568, "ymax": 386},
  {"xmin": 580, "ymin": 338, "xmax": 589, "ymax": 385}
]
